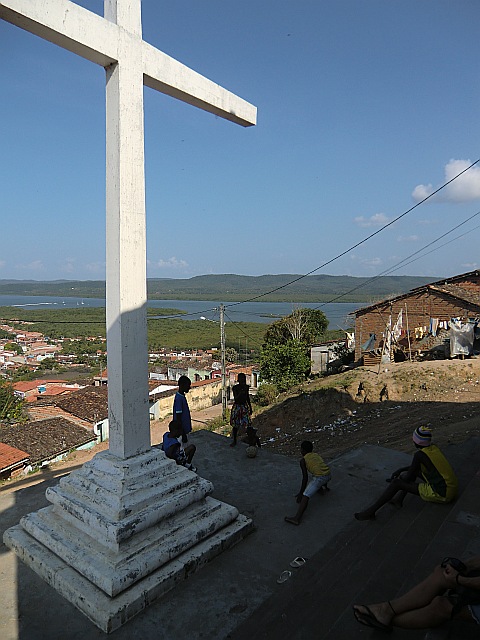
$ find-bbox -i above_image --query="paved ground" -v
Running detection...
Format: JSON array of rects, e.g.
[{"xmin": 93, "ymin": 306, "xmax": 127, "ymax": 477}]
[{"xmin": 1, "ymin": 429, "xmax": 479, "ymax": 640}]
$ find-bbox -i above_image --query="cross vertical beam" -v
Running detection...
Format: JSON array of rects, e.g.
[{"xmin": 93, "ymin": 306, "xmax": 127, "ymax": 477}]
[
  {"xmin": 0, "ymin": 0, "xmax": 255, "ymax": 461},
  {"xmin": 2, "ymin": 1, "xmax": 257, "ymax": 629},
  {"xmin": 105, "ymin": 38, "xmax": 149, "ymax": 458}
]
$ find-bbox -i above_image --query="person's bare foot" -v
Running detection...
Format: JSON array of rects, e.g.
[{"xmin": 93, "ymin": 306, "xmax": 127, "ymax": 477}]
[
  {"xmin": 353, "ymin": 602, "xmax": 393, "ymax": 629},
  {"xmin": 284, "ymin": 516, "xmax": 300, "ymax": 525}
]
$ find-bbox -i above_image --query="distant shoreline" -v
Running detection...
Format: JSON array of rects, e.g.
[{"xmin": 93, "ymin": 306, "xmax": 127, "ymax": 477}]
[{"xmin": 0, "ymin": 273, "xmax": 436, "ymax": 304}]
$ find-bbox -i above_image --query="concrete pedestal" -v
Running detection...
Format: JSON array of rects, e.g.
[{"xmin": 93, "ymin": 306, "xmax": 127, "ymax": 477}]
[{"xmin": 3, "ymin": 448, "xmax": 253, "ymax": 632}]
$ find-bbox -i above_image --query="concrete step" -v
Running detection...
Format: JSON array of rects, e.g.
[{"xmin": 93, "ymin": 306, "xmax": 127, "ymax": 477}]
[{"xmin": 228, "ymin": 439, "xmax": 480, "ymax": 640}]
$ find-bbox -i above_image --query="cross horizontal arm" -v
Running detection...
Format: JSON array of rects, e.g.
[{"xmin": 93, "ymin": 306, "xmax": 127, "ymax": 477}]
[
  {"xmin": 143, "ymin": 42, "xmax": 257, "ymax": 127},
  {"xmin": 1, "ymin": 0, "xmax": 257, "ymax": 127},
  {"xmin": 0, "ymin": 0, "xmax": 118, "ymax": 67}
]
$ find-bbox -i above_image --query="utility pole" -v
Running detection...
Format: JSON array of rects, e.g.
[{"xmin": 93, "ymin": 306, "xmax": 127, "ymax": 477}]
[{"xmin": 220, "ymin": 303, "xmax": 227, "ymax": 420}]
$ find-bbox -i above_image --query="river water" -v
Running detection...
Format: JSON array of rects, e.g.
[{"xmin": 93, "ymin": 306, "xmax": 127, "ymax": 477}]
[{"xmin": 0, "ymin": 295, "xmax": 361, "ymax": 328}]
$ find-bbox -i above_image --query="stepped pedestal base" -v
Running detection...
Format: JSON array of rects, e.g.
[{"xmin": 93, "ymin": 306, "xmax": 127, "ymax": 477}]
[{"xmin": 3, "ymin": 448, "xmax": 253, "ymax": 633}]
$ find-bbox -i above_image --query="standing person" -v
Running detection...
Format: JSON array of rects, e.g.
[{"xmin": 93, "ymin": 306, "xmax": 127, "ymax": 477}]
[
  {"xmin": 285, "ymin": 441, "xmax": 331, "ymax": 525},
  {"xmin": 173, "ymin": 375, "xmax": 192, "ymax": 443},
  {"xmin": 229, "ymin": 372, "xmax": 252, "ymax": 447},
  {"xmin": 354, "ymin": 426, "xmax": 458, "ymax": 521}
]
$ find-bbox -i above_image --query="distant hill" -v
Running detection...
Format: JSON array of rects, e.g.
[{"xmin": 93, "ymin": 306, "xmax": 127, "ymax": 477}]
[{"xmin": 0, "ymin": 274, "xmax": 438, "ymax": 303}]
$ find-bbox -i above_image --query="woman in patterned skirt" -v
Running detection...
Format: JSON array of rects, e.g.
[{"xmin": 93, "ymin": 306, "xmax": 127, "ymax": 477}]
[{"xmin": 229, "ymin": 372, "xmax": 252, "ymax": 447}]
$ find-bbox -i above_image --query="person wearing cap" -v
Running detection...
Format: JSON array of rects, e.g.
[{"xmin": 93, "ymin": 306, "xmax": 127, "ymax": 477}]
[{"xmin": 354, "ymin": 426, "xmax": 458, "ymax": 521}]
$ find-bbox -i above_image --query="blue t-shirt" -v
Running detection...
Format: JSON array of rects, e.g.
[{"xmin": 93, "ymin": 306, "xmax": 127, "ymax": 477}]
[
  {"xmin": 162, "ymin": 432, "xmax": 186, "ymax": 464},
  {"xmin": 173, "ymin": 391, "xmax": 192, "ymax": 434}
]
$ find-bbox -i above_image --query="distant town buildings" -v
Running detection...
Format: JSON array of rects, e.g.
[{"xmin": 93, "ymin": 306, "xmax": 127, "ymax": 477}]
[{"xmin": 0, "ymin": 319, "xmax": 260, "ymax": 480}]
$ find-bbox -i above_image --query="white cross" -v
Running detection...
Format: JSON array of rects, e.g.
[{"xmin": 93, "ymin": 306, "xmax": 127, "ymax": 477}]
[{"xmin": 0, "ymin": 0, "xmax": 256, "ymax": 459}]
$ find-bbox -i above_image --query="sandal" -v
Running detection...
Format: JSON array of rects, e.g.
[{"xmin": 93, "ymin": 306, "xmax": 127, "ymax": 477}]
[
  {"xmin": 289, "ymin": 557, "xmax": 307, "ymax": 568},
  {"xmin": 276, "ymin": 570, "xmax": 292, "ymax": 584}
]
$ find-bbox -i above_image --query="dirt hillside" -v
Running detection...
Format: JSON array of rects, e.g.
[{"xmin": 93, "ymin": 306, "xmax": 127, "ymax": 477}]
[{"xmin": 253, "ymin": 358, "xmax": 480, "ymax": 461}]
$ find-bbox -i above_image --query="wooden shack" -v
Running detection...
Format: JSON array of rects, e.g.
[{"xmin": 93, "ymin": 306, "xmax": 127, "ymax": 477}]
[{"xmin": 352, "ymin": 270, "xmax": 480, "ymax": 362}]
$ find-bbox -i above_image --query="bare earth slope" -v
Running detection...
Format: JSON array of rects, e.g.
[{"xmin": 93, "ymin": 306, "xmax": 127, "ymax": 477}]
[{"xmin": 253, "ymin": 358, "xmax": 480, "ymax": 460}]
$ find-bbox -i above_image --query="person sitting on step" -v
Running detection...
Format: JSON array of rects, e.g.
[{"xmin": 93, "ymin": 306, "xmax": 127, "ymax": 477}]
[
  {"xmin": 353, "ymin": 556, "xmax": 480, "ymax": 631},
  {"xmin": 354, "ymin": 426, "xmax": 457, "ymax": 521},
  {"xmin": 162, "ymin": 420, "xmax": 197, "ymax": 472}
]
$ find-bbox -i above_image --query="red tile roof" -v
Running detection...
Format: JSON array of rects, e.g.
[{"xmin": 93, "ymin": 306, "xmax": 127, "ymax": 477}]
[
  {"xmin": 0, "ymin": 418, "xmax": 96, "ymax": 465},
  {"xmin": 13, "ymin": 380, "xmax": 47, "ymax": 393},
  {"xmin": 0, "ymin": 442, "xmax": 30, "ymax": 472}
]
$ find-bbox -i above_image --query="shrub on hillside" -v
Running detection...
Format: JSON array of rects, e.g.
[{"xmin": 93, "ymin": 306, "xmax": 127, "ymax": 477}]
[{"xmin": 254, "ymin": 383, "xmax": 278, "ymax": 406}]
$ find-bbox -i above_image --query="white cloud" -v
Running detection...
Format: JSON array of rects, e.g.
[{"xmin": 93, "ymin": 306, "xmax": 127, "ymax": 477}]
[
  {"xmin": 0, "ymin": 260, "xmax": 5, "ymax": 269},
  {"xmin": 16, "ymin": 260, "xmax": 44, "ymax": 271},
  {"xmin": 85, "ymin": 262, "xmax": 105, "ymax": 273},
  {"xmin": 461, "ymin": 262, "xmax": 478, "ymax": 269},
  {"xmin": 360, "ymin": 257, "xmax": 382, "ymax": 267},
  {"xmin": 354, "ymin": 213, "xmax": 390, "ymax": 228},
  {"xmin": 148, "ymin": 257, "xmax": 188, "ymax": 270},
  {"xmin": 61, "ymin": 258, "xmax": 76, "ymax": 273},
  {"xmin": 397, "ymin": 235, "xmax": 419, "ymax": 242},
  {"xmin": 412, "ymin": 159, "xmax": 480, "ymax": 203}
]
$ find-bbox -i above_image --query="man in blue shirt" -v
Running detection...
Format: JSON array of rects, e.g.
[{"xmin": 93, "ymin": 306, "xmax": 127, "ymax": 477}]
[{"xmin": 173, "ymin": 375, "xmax": 192, "ymax": 443}]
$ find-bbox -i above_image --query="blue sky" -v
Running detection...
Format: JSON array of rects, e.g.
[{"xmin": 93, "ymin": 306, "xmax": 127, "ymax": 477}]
[{"xmin": 1, "ymin": 0, "xmax": 480, "ymax": 283}]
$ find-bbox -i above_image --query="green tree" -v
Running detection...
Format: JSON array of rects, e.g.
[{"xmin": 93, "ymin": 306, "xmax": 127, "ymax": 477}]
[
  {"xmin": 4, "ymin": 341, "xmax": 23, "ymax": 355},
  {"xmin": 37, "ymin": 357, "xmax": 61, "ymax": 371},
  {"xmin": 260, "ymin": 308, "xmax": 327, "ymax": 392},
  {"xmin": 0, "ymin": 379, "xmax": 25, "ymax": 424},
  {"xmin": 254, "ymin": 383, "xmax": 278, "ymax": 406},
  {"xmin": 225, "ymin": 347, "xmax": 238, "ymax": 363},
  {"xmin": 264, "ymin": 308, "xmax": 328, "ymax": 346},
  {"xmin": 260, "ymin": 340, "xmax": 311, "ymax": 391}
]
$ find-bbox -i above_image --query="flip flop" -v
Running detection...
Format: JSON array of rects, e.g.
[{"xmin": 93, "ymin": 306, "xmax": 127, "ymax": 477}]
[
  {"xmin": 276, "ymin": 570, "xmax": 292, "ymax": 584},
  {"xmin": 289, "ymin": 557, "xmax": 307, "ymax": 568},
  {"xmin": 352, "ymin": 605, "xmax": 392, "ymax": 632}
]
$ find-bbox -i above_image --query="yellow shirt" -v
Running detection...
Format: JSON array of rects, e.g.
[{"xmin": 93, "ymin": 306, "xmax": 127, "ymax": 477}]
[
  {"xmin": 419, "ymin": 444, "xmax": 458, "ymax": 502},
  {"xmin": 304, "ymin": 452, "xmax": 330, "ymax": 477}
]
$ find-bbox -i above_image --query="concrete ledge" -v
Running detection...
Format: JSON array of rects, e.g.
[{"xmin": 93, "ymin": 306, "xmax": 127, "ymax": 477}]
[
  {"xmin": 4, "ymin": 514, "xmax": 253, "ymax": 633},
  {"xmin": 20, "ymin": 497, "xmax": 239, "ymax": 595}
]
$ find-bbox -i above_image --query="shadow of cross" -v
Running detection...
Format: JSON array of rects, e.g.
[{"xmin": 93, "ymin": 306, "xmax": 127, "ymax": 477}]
[
  {"xmin": 1, "ymin": 1, "xmax": 257, "ymax": 633},
  {"xmin": 0, "ymin": 0, "xmax": 256, "ymax": 460}
]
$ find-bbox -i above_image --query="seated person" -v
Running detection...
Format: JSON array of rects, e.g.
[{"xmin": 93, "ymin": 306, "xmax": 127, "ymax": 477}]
[
  {"xmin": 353, "ymin": 556, "xmax": 480, "ymax": 631},
  {"xmin": 355, "ymin": 426, "xmax": 457, "ymax": 521},
  {"xmin": 162, "ymin": 420, "xmax": 197, "ymax": 472}
]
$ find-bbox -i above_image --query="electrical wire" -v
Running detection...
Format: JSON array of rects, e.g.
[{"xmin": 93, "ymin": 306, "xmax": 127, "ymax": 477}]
[
  {"xmin": 311, "ymin": 209, "xmax": 480, "ymax": 311},
  {"xmin": 2, "ymin": 160, "xmax": 479, "ymax": 331},
  {"xmin": 223, "ymin": 311, "xmax": 263, "ymax": 349},
  {"xmin": 224, "ymin": 158, "xmax": 480, "ymax": 308}
]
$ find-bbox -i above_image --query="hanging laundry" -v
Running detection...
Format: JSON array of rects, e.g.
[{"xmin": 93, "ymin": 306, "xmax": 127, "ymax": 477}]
[
  {"xmin": 450, "ymin": 321, "xmax": 474, "ymax": 356},
  {"xmin": 361, "ymin": 333, "xmax": 376, "ymax": 351},
  {"xmin": 392, "ymin": 309, "xmax": 403, "ymax": 341}
]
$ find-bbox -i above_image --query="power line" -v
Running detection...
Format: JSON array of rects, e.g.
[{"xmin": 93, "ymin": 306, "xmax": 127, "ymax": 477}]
[
  {"xmin": 223, "ymin": 311, "xmax": 264, "ymax": 349},
  {"xmin": 311, "ymin": 209, "xmax": 480, "ymax": 311},
  {"xmin": 3, "ymin": 160, "xmax": 479, "ymax": 332},
  {"xmin": 224, "ymin": 158, "xmax": 480, "ymax": 308}
]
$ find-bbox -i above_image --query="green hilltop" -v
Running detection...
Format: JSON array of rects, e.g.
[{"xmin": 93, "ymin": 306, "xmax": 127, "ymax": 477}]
[{"xmin": 0, "ymin": 273, "xmax": 437, "ymax": 303}]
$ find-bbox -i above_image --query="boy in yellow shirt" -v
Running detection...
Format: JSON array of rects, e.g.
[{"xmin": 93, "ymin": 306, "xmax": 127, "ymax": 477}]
[{"xmin": 285, "ymin": 440, "xmax": 331, "ymax": 525}]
